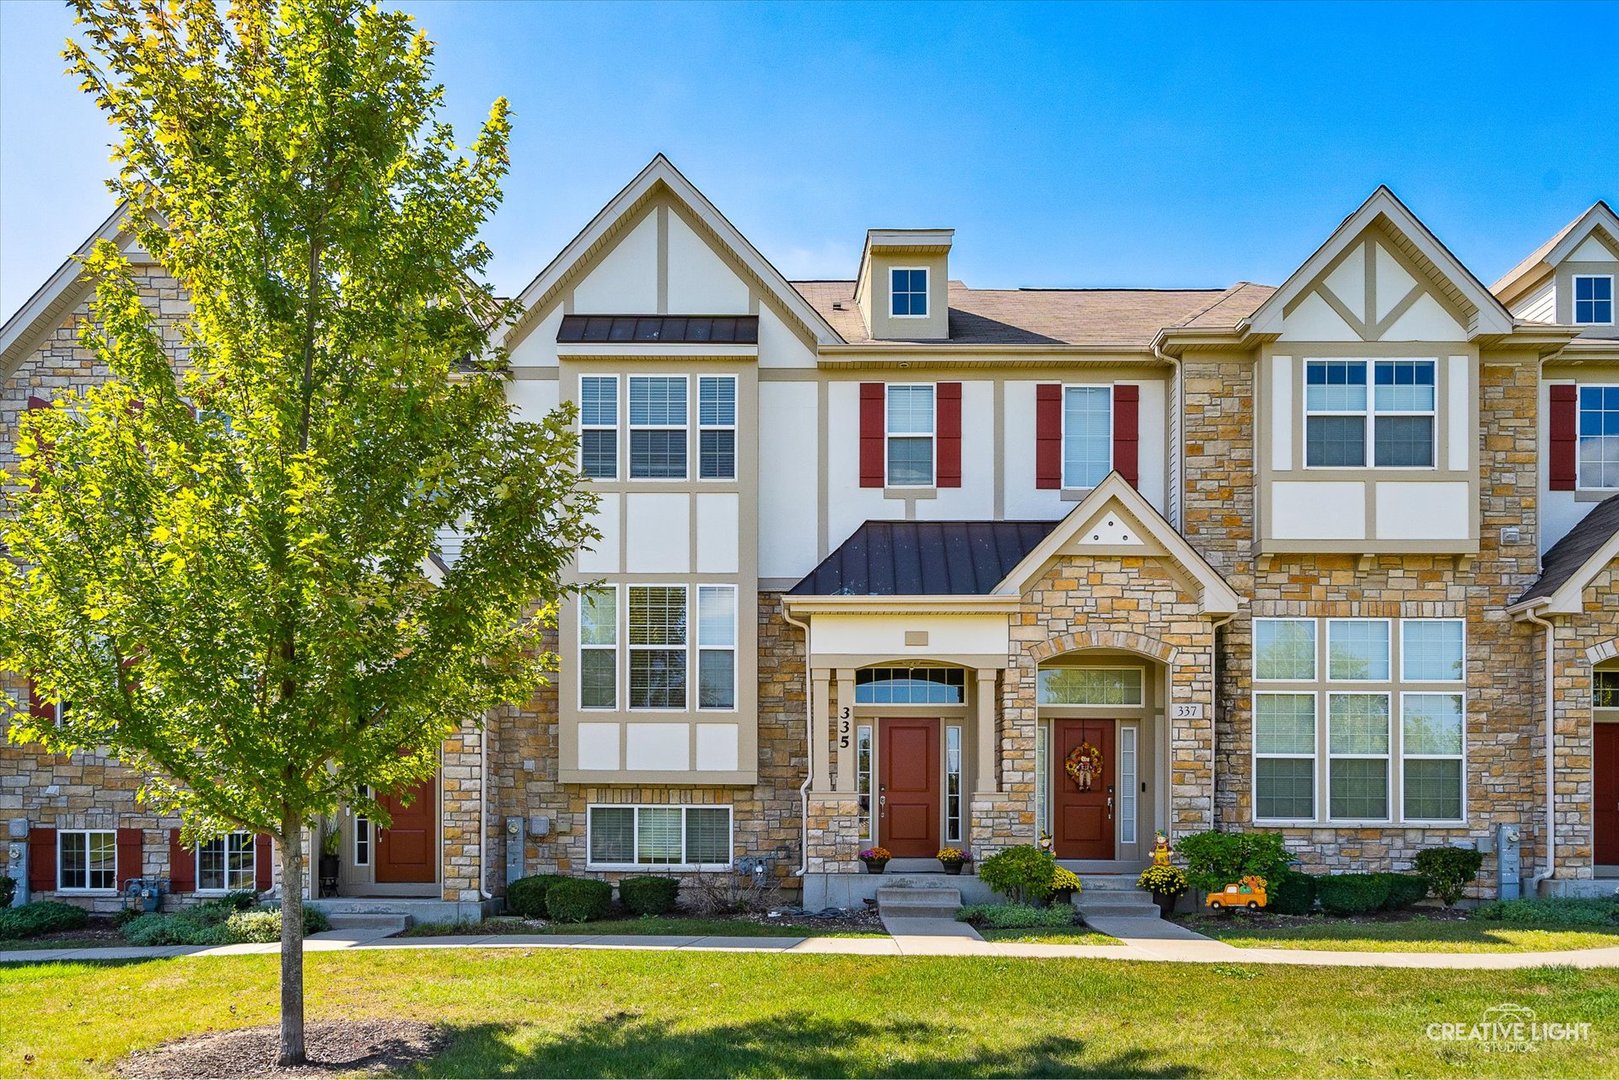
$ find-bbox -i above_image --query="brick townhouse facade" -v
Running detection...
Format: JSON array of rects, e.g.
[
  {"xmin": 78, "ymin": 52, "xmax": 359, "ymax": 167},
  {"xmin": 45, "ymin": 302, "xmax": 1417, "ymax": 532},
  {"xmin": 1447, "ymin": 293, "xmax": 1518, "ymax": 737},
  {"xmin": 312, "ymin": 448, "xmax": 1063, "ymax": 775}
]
[{"xmin": 3, "ymin": 157, "xmax": 1617, "ymax": 915}]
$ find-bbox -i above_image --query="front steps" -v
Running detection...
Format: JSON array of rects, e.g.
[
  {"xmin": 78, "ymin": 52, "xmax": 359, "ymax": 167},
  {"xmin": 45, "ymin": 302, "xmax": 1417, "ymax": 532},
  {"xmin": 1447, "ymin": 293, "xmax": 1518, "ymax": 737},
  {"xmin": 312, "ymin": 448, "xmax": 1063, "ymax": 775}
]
[
  {"xmin": 1073, "ymin": 875, "xmax": 1161, "ymax": 921},
  {"xmin": 876, "ymin": 885, "xmax": 962, "ymax": 919},
  {"xmin": 324, "ymin": 913, "xmax": 411, "ymax": 934}
]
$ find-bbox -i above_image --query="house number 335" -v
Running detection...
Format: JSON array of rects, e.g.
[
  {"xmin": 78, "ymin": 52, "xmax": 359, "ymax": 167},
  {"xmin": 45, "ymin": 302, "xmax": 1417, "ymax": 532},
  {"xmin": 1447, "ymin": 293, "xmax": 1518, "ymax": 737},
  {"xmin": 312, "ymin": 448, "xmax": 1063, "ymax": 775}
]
[{"xmin": 838, "ymin": 706, "xmax": 852, "ymax": 748}]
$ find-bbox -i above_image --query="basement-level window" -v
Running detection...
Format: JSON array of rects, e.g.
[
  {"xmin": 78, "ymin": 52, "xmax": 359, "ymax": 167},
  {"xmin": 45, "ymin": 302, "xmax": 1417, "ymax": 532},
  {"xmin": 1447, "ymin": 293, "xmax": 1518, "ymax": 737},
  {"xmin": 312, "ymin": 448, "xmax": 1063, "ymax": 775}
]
[{"xmin": 587, "ymin": 805, "xmax": 731, "ymax": 868}]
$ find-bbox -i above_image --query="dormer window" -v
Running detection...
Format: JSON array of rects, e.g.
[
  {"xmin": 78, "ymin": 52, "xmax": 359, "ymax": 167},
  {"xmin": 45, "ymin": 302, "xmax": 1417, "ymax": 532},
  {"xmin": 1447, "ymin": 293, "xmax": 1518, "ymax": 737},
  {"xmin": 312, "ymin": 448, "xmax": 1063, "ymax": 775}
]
[
  {"xmin": 1575, "ymin": 275, "xmax": 1614, "ymax": 325},
  {"xmin": 890, "ymin": 268, "xmax": 928, "ymax": 317}
]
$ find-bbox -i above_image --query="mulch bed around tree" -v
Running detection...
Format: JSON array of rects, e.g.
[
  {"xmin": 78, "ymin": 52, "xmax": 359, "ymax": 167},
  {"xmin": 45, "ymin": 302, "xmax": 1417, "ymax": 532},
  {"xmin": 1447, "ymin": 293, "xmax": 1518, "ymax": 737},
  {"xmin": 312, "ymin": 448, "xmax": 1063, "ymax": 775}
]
[{"xmin": 116, "ymin": 1020, "xmax": 445, "ymax": 1078}]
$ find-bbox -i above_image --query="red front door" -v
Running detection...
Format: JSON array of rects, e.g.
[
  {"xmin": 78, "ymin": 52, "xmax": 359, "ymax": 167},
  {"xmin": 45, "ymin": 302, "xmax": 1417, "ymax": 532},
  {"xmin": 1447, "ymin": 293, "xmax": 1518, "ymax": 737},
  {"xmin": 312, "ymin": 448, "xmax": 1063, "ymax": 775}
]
[
  {"xmin": 1054, "ymin": 719, "xmax": 1115, "ymax": 860},
  {"xmin": 1596, "ymin": 725, "xmax": 1619, "ymax": 865},
  {"xmin": 375, "ymin": 777, "xmax": 437, "ymax": 884},
  {"xmin": 880, "ymin": 719, "xmax": 940, "ymax": 858}
]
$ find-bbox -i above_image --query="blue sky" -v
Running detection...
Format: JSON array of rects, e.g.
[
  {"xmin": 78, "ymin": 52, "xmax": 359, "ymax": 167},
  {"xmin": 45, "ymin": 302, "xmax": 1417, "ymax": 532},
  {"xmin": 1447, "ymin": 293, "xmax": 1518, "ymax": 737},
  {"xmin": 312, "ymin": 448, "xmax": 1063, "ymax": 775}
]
[{"xmin": 3, "ymin": 0, "xmax": 1616, "ymax": 320}]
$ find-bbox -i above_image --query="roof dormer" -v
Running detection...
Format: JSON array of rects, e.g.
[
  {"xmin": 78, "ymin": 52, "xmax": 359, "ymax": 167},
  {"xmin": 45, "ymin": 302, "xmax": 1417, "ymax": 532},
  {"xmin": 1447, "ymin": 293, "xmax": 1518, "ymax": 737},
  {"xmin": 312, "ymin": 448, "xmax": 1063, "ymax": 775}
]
[
  {"xmin": 853, "ymin": 228, "xmax": 953, "ymax": 340},
  {"xmin": 1494, "ymin": 201, "xmax": 1619, "ymax": 338}
]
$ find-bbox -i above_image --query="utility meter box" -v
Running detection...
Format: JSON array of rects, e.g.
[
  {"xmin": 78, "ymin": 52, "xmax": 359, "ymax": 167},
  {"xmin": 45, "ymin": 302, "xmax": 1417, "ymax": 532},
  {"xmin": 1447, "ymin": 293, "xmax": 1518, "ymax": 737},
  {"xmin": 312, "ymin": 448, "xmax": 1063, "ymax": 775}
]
[
  {"xmin": 505, "ymin": 816, "xmax": 525, "ymax": 885},
  {"xmin": 1496, "ymin": 823, "xmax": 1522, "ymax": 900}
]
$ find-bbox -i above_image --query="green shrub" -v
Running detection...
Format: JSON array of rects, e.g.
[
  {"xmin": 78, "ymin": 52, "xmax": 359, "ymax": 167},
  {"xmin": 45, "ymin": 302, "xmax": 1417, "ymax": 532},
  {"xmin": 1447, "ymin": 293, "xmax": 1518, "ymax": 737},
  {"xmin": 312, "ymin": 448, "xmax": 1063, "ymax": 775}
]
[
  {"xmin": 224, "ymin": 906, "xmax": 330, "ymax": 942},
  {"xmin": 619, "ymin": 875, "xmax": 680, "ymax": 916},
  {"xmin": 545, "ymin": 878, "xmax": 612, "ymax": 923},
  {"xmin": 222, "ymin": 889, "xmax": 261, "ymax": 911},
  {"xmin": 0, "ymin": 901, "xmax": 90, "ymax": 941},
  {"xmin": 1377, "ymin": 872, "xmax": 1429, "ymax": 911},
  {"xmin": 976, "ymin": 845, "xmax": 1058, "ymax": 904},
  {"xmin": 506, "ymin": 874, "xmax": 570, "ymax": 919},
  {"xmin": 1413, "ymin": 846, "xmax": 1485, "ymax": 906},
  {"xmin": 1315, "ymin": 873, "xmax": 1390, "ymax": 916},
  {"xmin": 1175, "ymin": 831, "xmax": 1291, "ymax": 893},
  {"xmin": 0, "ymin": 875, "xmax": 15, "ymax": 909},
  {"xmin": 1473, "ymin": 897, "xmax": 1619, "ymax": 927},
  {"xmin": 120, "ymin": 901, "xmax": 327, "ymax": 946},
  {"xmin": 956, "ymin": 903, "xmax": 1078, "ymax": 929},
  {"xmin": 1266, "ymin": 870, "xmax": 1318, "ymax": 916}
]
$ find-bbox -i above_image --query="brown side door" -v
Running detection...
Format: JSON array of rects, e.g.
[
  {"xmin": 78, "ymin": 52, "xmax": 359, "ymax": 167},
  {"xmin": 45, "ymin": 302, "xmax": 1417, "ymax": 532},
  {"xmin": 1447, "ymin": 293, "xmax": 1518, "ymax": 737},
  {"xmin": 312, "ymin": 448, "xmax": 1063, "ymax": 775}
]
[
  {"xmin": 880, "ymin": 718, "xmax": 940, "ymax": 858},
  {"xmin": 375, "ymin": 776, "xmax": 437, "ymax": 884},
  {"xmin": 1053, "ymin": 719, "xmax": 1115, "ymax": 860},
  {"xmin": 1596, "ymin": 725, "xmax": 1619, "ymax": 865}
]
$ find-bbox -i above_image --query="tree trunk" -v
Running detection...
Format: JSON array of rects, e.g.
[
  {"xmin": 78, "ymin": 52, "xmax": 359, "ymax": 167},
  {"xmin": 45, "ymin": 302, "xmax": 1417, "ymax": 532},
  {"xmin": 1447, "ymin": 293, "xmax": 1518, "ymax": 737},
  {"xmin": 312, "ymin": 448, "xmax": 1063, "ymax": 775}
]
[{"xmin": 278, "ymin": 814, "xmax": 307, "ymax": 1066}]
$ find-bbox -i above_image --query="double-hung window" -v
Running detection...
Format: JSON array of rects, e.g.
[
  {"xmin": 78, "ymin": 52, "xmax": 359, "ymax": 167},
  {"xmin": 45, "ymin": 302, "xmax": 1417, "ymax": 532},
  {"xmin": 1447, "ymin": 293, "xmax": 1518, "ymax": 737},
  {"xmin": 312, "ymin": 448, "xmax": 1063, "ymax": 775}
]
[
  {"xmin": 1328, "ymin": 693, "xmax": 1391, "ymax": 820},
  {"xmin": 885, "ymin": 384, "xmax": 934, "ymax": 486},
  {"xmin": 1305, "ymin": 359, "xmax": 1435, "ymax": 468},
  {"xmin": 629, "ymin": 585, "xmax": 686, "ymax": 709},
  {"xmin": 580, "ymin": 376, "xmax": 618, "ymax": 479},
  {"xmin": 58, "ymin": 830, "xmax": 116, "ymax": 890},
  {"xmin": 197, "ymin": 831, "xmax": 256, "ymax": 892},
  {"xmin": 1575, "ymin": 275, "xmax": 1614, "ymax": 325},
  {"xmin": 1253, "ymin": 618, "xmax": 1319, "ymax": 820},
  {"xmin": 588, "ymin": 805, "xmax": 732, "ymax": 867},
  {"xmin": 1577, "ymin": 385, "xmax": 1619, "ymax": 490},
  {"xmin": 890, "ymin": 268, "xmax": 928, "ymax": 317},
  {"xmin": 1401, "ymin": 693, "xmax": 1464, "ymax": 821},
  {"xmin": 629, "ymin": 376, "xmax": 687, "ymax": 479},
  {"xmin": 696, "ymin": 585, "xmax": 736, "ymax": 710},
  {"xmin": 1062, "ymin": 385, "xmax": 1112, "ymax": 489},
  {"xmin": 698, "ymin": 376, "xmax": 736, "ymax": 480},
  {"xmin": 579, "ymin": 587, "xmax": 618, "ymax": 710}
]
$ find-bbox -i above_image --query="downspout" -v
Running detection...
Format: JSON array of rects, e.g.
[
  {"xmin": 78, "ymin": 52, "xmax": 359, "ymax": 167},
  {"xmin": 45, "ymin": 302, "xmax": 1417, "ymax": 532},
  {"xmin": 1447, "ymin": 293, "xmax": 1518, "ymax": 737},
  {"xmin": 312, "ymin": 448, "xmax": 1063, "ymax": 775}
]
[
  {"xmin": 479, "ymin": 726, "xmax": 493, "ymax": 901},
  {"xmin": 1521, "ymin": 606, "xmax": 1557, "ymax": 894},
  {"xmin": 781, "ymin": 604, "xmax": 813, "ymax": 877},
  {"xmin": 1209, "ymin": 613, "xmax": 1234, "ymax": 829}
]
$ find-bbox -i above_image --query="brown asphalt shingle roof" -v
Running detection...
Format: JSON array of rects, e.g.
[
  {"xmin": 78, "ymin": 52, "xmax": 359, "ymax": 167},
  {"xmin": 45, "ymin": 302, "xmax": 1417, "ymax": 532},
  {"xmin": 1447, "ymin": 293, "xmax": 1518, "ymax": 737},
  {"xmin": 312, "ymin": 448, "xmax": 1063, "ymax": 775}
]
[{"xmin": 791, "ymin": 280, "xmax": 1276, "ymax": 347}]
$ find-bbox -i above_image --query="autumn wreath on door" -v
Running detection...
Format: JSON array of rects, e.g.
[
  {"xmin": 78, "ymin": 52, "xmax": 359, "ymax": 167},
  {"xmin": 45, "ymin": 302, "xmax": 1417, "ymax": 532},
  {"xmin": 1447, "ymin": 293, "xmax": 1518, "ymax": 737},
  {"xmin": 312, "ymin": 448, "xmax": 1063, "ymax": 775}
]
[{"xmin": 1065, "ymin": 741, "xmax": 1104, "ymax": 791}]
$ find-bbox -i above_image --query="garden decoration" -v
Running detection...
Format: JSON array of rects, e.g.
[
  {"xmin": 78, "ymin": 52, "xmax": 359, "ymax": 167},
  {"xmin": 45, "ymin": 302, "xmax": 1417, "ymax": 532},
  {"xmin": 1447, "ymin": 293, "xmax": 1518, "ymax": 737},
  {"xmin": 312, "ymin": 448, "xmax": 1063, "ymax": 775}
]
[
  {"xmin": 1038, "ymin": 831, "xmax": 1054, "ymax": 853},
  {"xmin": 1065, "ymin": 741, "xmax": 1104, "ymax": 790},
  {"xmin": 936, "ymin": 847, "xmax": 968, "ymax": 874},
  {"xmin": 860, "ymin": 846, "xmax": 892, "ymax": 873},
  {"xmin": 1206, "ymin": 875, "xmax": 1269, "ymax": 911},
  {"xmin": 1151, "ymin": 830, "xmax": 1172, "ymax": 867}
]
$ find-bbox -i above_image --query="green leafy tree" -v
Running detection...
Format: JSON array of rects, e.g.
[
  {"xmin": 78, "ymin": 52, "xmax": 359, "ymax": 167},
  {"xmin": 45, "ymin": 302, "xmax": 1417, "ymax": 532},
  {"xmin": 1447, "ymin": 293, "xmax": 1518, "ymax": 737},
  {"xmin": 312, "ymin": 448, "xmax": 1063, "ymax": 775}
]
[{"xmin": 0, "ymin": 0, "xmax": 594, "ymax": 1064}]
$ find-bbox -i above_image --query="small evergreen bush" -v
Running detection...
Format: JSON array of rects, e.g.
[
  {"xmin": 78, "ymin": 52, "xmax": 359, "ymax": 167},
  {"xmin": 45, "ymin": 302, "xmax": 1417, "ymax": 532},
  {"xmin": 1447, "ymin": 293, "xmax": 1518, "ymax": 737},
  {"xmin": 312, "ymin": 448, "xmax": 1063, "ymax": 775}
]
[
  {"xmin": 1376, "ymin": 872, "xmax": 1429, "ymax": 910},
  {"xmin": 1413, "ymin": 846, "xmax": 1485, "ymax": 906},
  {"xmin": 956, "ymin": 903, "xmax": 1078, "ymax": 929},
  {"xmin": 545, "ymin": 878, "xmax": 612, "ymax": 922},
  {"xmin": 0, "ymin": 901, "xmax": 90, "ymax": 941},
  {"xmin": 976, "ymin": 845, "xmax": 1058, "ymax": 904},
  {"xmin": 1175, "ymin": 831, "xmax": 1291, "ymax": 893},
  {"xmin": 619, "ymin": 875, "xmax": 680, "ymax": 916},
  {"xmin": 1473, "ymin": 897, "xmax": 1619, "ymax": 926},
  {"xmin": 1266, "ymin": 870, "xmax": 1318, "ymax": 916},
  {"xmin": 506, "ymin": 874, "xmax": 570, "ymax": 919},
  {"xmin": 1315, "ymin": 873, "xmax": 1390, "ymax": 916}
]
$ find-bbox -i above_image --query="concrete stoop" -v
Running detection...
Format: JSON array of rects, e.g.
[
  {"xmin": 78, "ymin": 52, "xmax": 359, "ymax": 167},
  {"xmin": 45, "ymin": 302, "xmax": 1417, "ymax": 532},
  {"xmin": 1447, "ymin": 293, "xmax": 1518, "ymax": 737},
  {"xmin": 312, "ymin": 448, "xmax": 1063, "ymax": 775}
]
[
  {"xmin": 1073, "ymin": 875, "xmax": 1161, "ymax": 922},
  {"xmin": 876, "ymin": 885, "xmax": 963, "ymax": 920},
  {"xmin": 324, "ymin": 914, "xmax": 411, "ymax": 934}
]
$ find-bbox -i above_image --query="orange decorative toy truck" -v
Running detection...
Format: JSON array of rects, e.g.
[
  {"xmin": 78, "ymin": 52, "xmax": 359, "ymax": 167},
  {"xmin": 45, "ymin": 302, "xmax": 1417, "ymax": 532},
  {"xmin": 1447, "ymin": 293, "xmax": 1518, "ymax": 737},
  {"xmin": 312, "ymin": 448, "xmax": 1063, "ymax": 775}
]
[{"xmin": 1205, "ymin": 875, "xmax": 1268, "ymax": 910}]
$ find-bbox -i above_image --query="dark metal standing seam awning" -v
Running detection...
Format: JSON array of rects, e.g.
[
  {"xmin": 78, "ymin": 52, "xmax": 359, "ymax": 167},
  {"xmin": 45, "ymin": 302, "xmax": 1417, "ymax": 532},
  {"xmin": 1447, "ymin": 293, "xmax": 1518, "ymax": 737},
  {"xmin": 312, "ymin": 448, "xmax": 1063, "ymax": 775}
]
[
  {"xmin": 557, "ymin": 314, "xmax": 759, "ymax": 344},
  {"xmin": 790, "ymin": 520, "xmax": 1061, "ymax": 596}
]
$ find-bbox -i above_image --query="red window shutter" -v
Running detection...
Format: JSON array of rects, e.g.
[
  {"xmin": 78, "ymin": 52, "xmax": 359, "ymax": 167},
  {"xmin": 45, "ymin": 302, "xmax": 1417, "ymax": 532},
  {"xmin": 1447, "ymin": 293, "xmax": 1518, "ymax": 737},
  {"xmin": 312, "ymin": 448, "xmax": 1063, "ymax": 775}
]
[
  {"xmin": 116, "ymin": 827, "xmax": 143, "ymax": 887},
  {"xmin": 859, "ymin": 383, "xmax": 886, "ymax": 487},
  {"xmin": 254, "ymin": 834, "xmax": 273, "ymax": 891},
  {"xmin": 936, "ymin": 382, "xmax": 962, "ymax": 487},
  {"xmin": 28, "ymin": 827, "xmax": 56, "ymax": 892},
  {"xmin": 1550, "ymin": 384, "xmax": 1578, "ymax": 491},
  {"xmin": 168, "ymin": 828, "xmax": 195, "ymax": 893},
  {"xmin": 1036, "ymin": 384, "xmax": 1062, "ymax": 489},
  {"xmin": 1113, "ymin": 384, "xmax": 1140, "ymax": 488},
  {"xmin": 27, "ymin": 676, "xmax": 54, "ymax": 723}
]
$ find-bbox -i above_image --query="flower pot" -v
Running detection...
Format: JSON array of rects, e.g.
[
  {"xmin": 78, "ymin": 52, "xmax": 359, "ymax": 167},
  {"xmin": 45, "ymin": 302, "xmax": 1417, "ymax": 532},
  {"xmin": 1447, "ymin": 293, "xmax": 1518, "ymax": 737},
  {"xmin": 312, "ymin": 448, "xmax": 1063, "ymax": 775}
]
[
  {"xmin": 1051, "ymin": 886, "xmax": 1075, "ymax": 905},
  {"xmin": 861, "ymin": 858, "xmax": 889, "ymax": 874},
  {"xmin": 1152, "ymin": 891, "xmax": 1180, "ymax": 917},
  {"xmin": 318, "ymin": 852, "xmax": 341, "ymax": 898},
  {"xmin": 940, "ymin": 860, "xmax": 964, "ymax": 875}
]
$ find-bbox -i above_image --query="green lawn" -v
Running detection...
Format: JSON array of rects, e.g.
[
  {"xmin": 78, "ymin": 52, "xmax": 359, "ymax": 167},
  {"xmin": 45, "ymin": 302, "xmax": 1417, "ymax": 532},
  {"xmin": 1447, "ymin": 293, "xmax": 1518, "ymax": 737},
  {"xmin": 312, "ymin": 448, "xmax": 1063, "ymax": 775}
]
[
  {"xmin": 405, "ymin": 915, "xmax": 885, "ymax": 939},
  {"xmin": 0, "ymin": 934, "xmax": 120, "ymax": 953},
  {"xmin": 976, "ymin": 926, "xmax": 1120, "ymax": 946},
  {"xmin": 1182, "ymin": 915, "xmax": 1619, "ymax": 954},
  {"xmin": 4, "ymin": 950, "xmax": 1618, "ymax": 1077}
]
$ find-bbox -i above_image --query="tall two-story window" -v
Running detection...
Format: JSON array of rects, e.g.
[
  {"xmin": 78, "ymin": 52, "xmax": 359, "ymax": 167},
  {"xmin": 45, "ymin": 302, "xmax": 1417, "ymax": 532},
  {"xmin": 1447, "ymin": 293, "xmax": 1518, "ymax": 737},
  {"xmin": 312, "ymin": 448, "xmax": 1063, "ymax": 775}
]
[
  {"xmin": 629, "ymin": 585, "xmax": 686, "ymax": 709},
  {"xmin": 629, "ymin": 376, "xmax": 687, "ymax": 479},
  {"xmin": 1062, "ymin": 385, "xmax": 1112, "ymax": 488},
  {"xmin": 886, "ymin": 384, "xmax": 934, "ymax": 486},
  {"xmin": 580, "ymin": 376, "xmax": 618, "ymax": 479},
  {"xmin": 1574, "ymin": 275, "xmax": 1614, "ymax": 325},
  {"xmin": 696, "ymin": 585, "xmax": 736, "ymax": 709},
  {"xmin": 890, "ymin": 268, "xmax": 928, "ymax": 317},
  {"xmin": 698, "ymin": 376, "xmax": 736, "ymax": 480},
  {"xmin": 1578, "ymin": 386, "xmax": 1619, "ymax": 489},
  {"xmin": 1305, "ymin": 359, "xmax": 1435, "ymax": 468},
  {"xmin": 579, "ymin": 587, "xmax": 618, "ymax": 709}
]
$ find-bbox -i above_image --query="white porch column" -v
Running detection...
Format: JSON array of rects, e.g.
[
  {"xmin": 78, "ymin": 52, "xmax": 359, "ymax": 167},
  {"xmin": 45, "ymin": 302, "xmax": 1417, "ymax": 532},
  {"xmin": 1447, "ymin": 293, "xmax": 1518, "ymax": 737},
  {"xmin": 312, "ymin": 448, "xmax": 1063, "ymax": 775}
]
[
  {"xmin": 975, "ymin": 667, "xmax": 1000, "ymax": 793},
  {"xmin": 835, "ymin": 668, "xmax": 857, "ymax": 792},
  {"xmin": 811, "ymin": 668, "xmax": 832, "ymax": 791}
]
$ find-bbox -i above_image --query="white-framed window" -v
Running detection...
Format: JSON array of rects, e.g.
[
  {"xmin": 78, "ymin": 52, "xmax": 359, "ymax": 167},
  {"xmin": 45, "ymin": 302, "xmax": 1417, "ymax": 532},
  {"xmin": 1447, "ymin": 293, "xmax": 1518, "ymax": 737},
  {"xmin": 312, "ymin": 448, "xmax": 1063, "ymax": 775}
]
[
  {"xmin": 1034, "ymin": 723, "xmax": 1050, "ymax": 836},
  {"xmin": 856, "ymin": 666, "xmax": 965, "ymax": 704},
  {"xmin": 58, "ymin": 829, "xmax": 117, "ymax": 891},
  {"xmin": 1062, "ymin": 385, "xmax": 1112, "ymax": 489},
  {"xmin": 698, "ymin": 375, "xmax": 737, "ymax": 480},
  {"xmin": 1577, "ymin": 385, "xmax": 1619, "ymax": 490},
  {"xmin": 1305, "ymin": 358, "xmax": 1436, "ymax": 468},
  {"xmin": 628, "ymin": 585, "xmax": 686, "ymax": 710},
  {"xmin": 1254, "ymin": 692, "xmax": 1317, "ymax": 821},
  {"xmin": 580, "ymin": 375, "xmax": 618, "ymax": 480},
  {"xmin": 885, "ymin": 384, "xmax": 934, "ymax": 486},
  {"xmin": 1118, "ymin": 725, "xmax": 1138, "ymax": 845},
  {"xmin": 354, "ymin": 785, "xmax": 371, "ymax": 867},
  {"xmin": 696, "ymin": 585, "xmax": 736, "ymax": 710},
  {"xmin": 856, "ymin": 724, "xmax": 874, "ymax": 840},
  {"xmin": 945, "ymin": 725, "xmax": 963, "ymax": 843},
  {"xmin": 586, "ymin": 805, "xmax": 732, "ymax": 868},
  {"xmin": 1036, "ymin": 666, "xmax": 1143, "ymax": 706},
  {"xmin": 579, "ymin": 586, "xmax": 618, "ymax": 710},
  {"xmin": 1327, "ymin": 618, "xmax": 1391, "ymax": 681},
  {"xmin": 1327, "ymin": 692, "xmax": 1391, "ymax": 821},
  {"xmin": 1254, "ymin": 618, "xmax": 1317, "ymax": 681},
  {"xmin": 1399, "ymin": 619, "xmax": 1465, "ymax": 682},
  {"xmin": 1574, "ymin": 275, "xmax": 1614, "ymax": 325},
  {"xmin": 1401, "ymin": 692, "xmax": 1465, "ymax": 821},
  {"xmin": 197, "ymin": 831, "xmax": 256, "ymax": 892},
  {"xmin": 628, "ymin": 375, "xmax": 688, "ymax": 479},
  {"xmin": 890, "ymin": 267, "xmax": 928, "ymax": 317}
]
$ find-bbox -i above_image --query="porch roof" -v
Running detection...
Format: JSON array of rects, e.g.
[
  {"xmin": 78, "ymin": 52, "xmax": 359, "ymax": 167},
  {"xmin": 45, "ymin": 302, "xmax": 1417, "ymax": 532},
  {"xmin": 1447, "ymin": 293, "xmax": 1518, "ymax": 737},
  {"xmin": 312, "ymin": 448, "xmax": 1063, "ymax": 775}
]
[
  {"xmin": 789, "ymin": 520, "xmax": 1060, "ymax": 596},
  {"xmin": 1514, "ymin": 492, "xmax": 1619, "ymax": 611}
]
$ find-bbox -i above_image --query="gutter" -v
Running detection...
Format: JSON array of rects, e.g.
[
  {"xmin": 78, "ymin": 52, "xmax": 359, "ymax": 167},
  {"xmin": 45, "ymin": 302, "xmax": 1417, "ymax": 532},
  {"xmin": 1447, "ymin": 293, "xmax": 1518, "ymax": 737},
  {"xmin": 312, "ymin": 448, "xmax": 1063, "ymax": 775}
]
[
  {"xmin": 780, "ymin": 605, "xmax": 814, "ymax": 878},
  {"xmin": 1519, "ymin": 604, "xmax": 1558, "ymax": 895},
  {"xmin": 479, "ymin": 732, "xmax": 493, "ymax": 902},
  {"xmin": 1208, "ymin": 613, "xmax": 1235, "ymax": 828}
]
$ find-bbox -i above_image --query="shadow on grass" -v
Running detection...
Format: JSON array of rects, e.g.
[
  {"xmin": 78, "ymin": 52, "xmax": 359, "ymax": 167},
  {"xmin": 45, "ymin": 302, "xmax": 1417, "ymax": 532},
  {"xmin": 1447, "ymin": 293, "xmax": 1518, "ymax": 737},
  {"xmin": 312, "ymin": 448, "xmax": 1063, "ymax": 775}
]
[{"xmin": 417, "ymin": 1013, "xmax": 1193, "ymax": 1078}]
